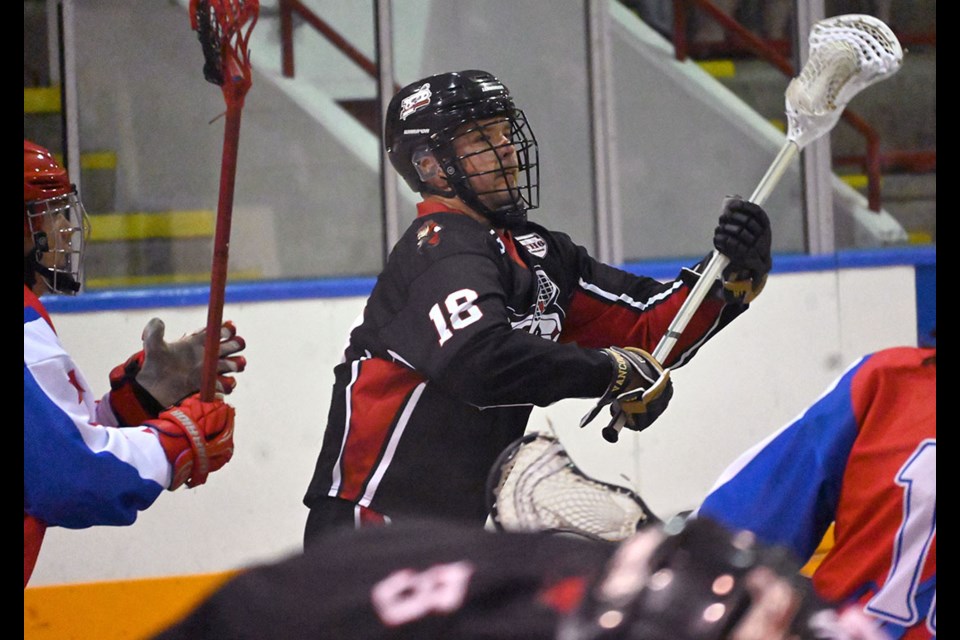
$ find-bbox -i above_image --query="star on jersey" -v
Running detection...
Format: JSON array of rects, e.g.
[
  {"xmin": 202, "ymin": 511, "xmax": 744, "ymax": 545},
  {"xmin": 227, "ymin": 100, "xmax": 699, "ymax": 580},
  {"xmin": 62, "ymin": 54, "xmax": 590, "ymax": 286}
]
[{"xmin": 67, "ymin": 369, "xmax": 84, "ymax": 403}]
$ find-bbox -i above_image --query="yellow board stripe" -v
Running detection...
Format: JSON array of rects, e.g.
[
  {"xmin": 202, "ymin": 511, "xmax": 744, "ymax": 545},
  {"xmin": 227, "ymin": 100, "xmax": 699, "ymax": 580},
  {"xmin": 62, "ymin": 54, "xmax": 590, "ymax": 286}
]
[
  {"xmin": 89, "ymin": 210, "xmax": 215, "ymax": 242},
  {"xmin": 24, "ymin": 86, "xmax": 62, "ymax": 113},
  {"xmin": 697, "ymin": 60, "xmax": 736, "ymax": 78},
  {"xmin": 840, "ymin": 174, "xmax": 869, "ymax": 190},
  {"xmin": 81, "ymin": 151, "xmax": 118, "ymax": 170},
  {"xmin": 24, "ymin": 571, "xmax": 239, "ymax": 640},
  {"xmin": 53, "ymin": 151, "xmax": 119, "ymax": 171},
  {"xmin": 85, "ymin": 269, "xmax": 263, "ymax": 290}
]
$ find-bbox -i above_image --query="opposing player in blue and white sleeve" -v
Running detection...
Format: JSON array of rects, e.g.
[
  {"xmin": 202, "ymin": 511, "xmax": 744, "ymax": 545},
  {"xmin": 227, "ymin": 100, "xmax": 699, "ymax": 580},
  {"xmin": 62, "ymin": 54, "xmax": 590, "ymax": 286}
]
[{"xmin": 23, "ymin": 140, "xmax": 247, "ymax": 587}]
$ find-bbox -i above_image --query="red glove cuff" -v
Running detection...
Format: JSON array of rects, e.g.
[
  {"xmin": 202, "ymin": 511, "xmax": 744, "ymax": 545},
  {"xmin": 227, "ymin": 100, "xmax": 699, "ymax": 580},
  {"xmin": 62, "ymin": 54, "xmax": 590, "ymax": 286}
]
[
  {"xmin": 108, "ymin": 352, "xmax": 165, "ymax": 426},
  {"xmin": 145, "ymin": 396, "xmax": 235, "ymax": 490}
]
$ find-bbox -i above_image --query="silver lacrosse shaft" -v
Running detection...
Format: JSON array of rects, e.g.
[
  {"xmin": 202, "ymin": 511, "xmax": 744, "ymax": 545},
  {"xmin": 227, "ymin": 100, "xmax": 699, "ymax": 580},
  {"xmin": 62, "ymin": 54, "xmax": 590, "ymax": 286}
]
[
  {"xmin": 653, "ymin": 141, "xmax": 798, "ymax": 363},
  {"xmin": 599, "ymin": 14, "xmax": 902, "ymax": 443},
  {"xmin": 601, "ymin": 142, "xmax": 798, "ymax": 443},
  {"xmin": 647, "ymin": 11, "xmax": 902, "ymax": 368}
]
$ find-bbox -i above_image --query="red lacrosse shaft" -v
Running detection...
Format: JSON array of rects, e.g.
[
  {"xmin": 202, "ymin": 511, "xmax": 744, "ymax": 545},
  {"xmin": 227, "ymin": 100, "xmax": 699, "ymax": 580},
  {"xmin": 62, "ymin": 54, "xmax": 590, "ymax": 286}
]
[
  {"xmin": 201, "ymin": 101, "xmax": 243, "ymax": 401},
  {"xmin": 195, "ymin": 0, "xmax": 258, "ymax": 401}
]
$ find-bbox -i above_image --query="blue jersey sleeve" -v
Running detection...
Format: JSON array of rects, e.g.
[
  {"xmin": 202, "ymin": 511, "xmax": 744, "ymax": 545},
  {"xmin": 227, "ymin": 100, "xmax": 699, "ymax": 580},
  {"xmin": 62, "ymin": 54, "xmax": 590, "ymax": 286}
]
[
  {"xmin": 24, "ymin": 371, "xmax": 166, "ymax": 527},
  {"xmin": 24, "ymin": 307, "xmax": 170, "ymax": 529},
  {"xmin": 695, "ymin": 357, "xmax": 868, "ymax": 559}
]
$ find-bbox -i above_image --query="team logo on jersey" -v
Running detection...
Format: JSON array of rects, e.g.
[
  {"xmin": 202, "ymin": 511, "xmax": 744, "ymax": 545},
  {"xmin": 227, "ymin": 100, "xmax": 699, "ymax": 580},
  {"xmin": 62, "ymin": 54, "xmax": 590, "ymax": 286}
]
[
  {"xmin": 416, "ymin": 220, "xmax": 443, "ymax": 251},
  {"xmin": 399, "ymin": 83, "xmax": 432, "ymax": 121},
  {"xmin": 510, "ymin": 267, "xmax": 563, "ymax": 341},
  {"xmin": 515, "ymin": 233, "xmax": 547, "ymax": 258}
]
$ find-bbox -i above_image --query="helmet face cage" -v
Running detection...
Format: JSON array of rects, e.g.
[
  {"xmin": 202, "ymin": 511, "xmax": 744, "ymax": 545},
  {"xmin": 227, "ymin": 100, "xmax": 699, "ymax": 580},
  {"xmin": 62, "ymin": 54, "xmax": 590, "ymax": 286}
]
[
  {"xmin": 25, "ymin": 190, "xmax": 90, "ymax": 295},
  {"xmin": 431, "ymin": 108, "xmax": 539, "ymax": 229},
  {"xmin": 385, "ymin": 70, "xmax": 540, "ymax": 230}
]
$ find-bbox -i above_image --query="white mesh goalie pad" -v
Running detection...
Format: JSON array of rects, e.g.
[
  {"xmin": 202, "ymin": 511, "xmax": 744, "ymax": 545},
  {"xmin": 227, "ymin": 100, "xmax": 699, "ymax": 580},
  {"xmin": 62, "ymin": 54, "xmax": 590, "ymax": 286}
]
[
  {"xmin": 785, "ymin": 13, "xmax": 902, "ymax": 149},
  {"xmin": 489, "ymin": 433, "xmax": 654, "ymax": 542}
]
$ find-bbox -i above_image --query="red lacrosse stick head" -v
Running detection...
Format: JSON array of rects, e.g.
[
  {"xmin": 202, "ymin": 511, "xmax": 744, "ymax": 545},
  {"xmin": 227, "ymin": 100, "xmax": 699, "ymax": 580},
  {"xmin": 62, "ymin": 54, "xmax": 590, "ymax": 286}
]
[{"xmin": 190, "ymin": 0, "xmax": 260, "ymax": 108}]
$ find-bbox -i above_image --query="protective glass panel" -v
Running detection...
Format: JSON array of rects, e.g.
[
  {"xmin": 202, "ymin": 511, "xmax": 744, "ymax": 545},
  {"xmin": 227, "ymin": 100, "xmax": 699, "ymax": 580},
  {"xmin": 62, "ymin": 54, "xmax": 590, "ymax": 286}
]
[
  {"xmin": 823, "ymin": 0, "xmax": 936, "ymax": 248},
  {"xmin": 613, "ymin": 0, "xmax": 934, "ymax": 258},
  {"xmin": 389, "ymin": 0, "xmax": 596, "ymax": 251},
  {"xmin": 71, "ymin": 0, "xmax": 384, "ymax": 289},
  {"xmin": 31, "ymin": 0, "xmax": 933, "ymax": 292},
  {"xmin": 610, "ymin": 0, "xmax": 806, "ymax": 262}
]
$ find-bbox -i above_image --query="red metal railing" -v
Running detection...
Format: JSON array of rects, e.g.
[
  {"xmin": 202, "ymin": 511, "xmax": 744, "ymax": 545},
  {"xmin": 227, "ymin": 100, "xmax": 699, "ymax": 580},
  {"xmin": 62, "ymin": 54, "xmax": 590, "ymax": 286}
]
[
  {"xmin": 279, "ymin": 0, "xmax": 375, "ymax": 79},
  {"xmin": 278, "ymin": 0, "xmax": 399, "ymax": 95},
  {"xmin": 671, "ymin": 0, "xmax": 936, "ymax": 212}
]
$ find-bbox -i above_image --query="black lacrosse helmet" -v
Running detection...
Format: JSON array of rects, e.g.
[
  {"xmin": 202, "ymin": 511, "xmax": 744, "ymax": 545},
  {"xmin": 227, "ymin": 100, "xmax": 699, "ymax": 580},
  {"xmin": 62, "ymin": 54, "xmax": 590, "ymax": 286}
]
[
  {"xmin": 384, "ymin": 69, "xmax": 539, "ymax": 229},
  {"xmin": 556, "ymin": 516, "xmax": 823, "ymax": 640}
]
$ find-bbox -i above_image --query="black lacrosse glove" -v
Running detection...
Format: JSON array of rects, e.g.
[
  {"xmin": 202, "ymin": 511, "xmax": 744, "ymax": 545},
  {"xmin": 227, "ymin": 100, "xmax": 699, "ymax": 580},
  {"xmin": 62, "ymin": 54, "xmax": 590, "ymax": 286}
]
[
  {"xmin": 580, "ymin": 347, "xmax": 673, "ymax": 437},
  {"xmin": 713, "ymin": 196, "xmax": 772, "ymax": 304}
]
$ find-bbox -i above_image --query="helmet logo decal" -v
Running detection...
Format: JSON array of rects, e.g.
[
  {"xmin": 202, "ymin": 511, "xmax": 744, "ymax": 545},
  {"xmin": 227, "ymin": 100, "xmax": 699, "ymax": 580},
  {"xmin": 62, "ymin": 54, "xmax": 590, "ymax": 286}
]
[{"xmin": 399, "ymin": 83, "xmax": 432, "ymax": 121}]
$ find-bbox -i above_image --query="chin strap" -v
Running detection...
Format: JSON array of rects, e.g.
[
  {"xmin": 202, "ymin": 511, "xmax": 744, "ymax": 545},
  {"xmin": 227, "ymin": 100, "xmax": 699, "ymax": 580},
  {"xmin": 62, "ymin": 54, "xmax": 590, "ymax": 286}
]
[
  {"xmin": 454, "ymin": 182, "xmax": 528, "ymax": 230},
  {"xmin": 23, "ymin": 253, "xmax": 38, "ymax": 291},
  {"xmin": 419, "ymin": 182, "xmax": 457, "ymax": 199},
  {"xmin": 24, "ymin": 249, "xmax": 81, "ymax": 294},
  {"xmin": 419, "ymin": 171, "xmax": 528, "ymax": 230},
  {"xmin": 486, "ymin": 206, "xmax": 528, "ymax": 230}
]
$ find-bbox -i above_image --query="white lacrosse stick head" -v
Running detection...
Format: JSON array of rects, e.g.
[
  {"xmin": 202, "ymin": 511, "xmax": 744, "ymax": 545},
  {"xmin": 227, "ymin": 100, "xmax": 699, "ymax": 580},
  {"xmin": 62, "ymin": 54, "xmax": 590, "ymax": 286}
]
[
  {"xmin": 487, "ymin": 432, "xmax": 657, "ymax": 542},
  {"xmin": 785, "ymin": 14, "xmax": 903, "ymax": 149}
]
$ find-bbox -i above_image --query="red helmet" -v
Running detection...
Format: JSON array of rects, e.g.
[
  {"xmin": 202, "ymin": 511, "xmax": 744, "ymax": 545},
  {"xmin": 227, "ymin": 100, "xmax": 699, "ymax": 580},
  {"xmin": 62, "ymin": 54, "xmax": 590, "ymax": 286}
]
[
  {"xmin": 24, "ymin": 139, "xmax": 72, "ymax": 212},
  {"xmin": 23, "ymin": 139, "xmax": 88, "ymax": 294}
]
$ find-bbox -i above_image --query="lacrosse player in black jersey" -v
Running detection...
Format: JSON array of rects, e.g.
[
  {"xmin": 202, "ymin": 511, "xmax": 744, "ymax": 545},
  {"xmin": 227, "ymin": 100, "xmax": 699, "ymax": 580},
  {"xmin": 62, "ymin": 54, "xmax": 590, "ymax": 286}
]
[
  {"xmin": 303, "ymin": 69, "xmax": 773, "ymax": 541},
  {"xmin": 156, "ymin": 516, "xmax": 887, "ymax": 640}
]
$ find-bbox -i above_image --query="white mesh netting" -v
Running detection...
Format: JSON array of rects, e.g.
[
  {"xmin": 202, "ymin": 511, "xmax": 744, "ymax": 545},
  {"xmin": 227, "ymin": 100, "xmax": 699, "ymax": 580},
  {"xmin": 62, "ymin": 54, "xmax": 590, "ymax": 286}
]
[
  {"xmin": 785, "ymin": 14, "xmax": 903, "ymax": 148},
  {"xmin": 490, "ymin": 433, "xmax": 653, "ymax": 542}
]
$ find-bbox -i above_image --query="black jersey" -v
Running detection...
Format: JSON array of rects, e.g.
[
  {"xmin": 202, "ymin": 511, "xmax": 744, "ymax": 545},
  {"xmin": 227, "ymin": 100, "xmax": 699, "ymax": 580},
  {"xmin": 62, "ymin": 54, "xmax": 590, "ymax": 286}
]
[
  {"xmin": 157, "ymin": 519, "xmax": 851, "ymax": 640},
  {"xmin": 155, "ymin": 520, "xmax": 616, "ymax": 640},
  {"xmin": 304, "ymin": 202, "xmax": 747, "ymax": 527}
]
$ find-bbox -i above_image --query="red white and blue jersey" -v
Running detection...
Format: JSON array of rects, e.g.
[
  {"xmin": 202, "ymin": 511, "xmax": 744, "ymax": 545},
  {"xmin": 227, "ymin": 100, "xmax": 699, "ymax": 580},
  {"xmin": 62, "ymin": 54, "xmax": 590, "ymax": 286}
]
[
  {"xmin": 23, "ymin": 285, "xmax": 171, "ymax": 586},
  {"xmin": 697, "ymin": 347, "xmax": 936, "ymax": 639}
]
